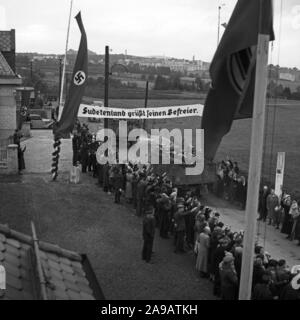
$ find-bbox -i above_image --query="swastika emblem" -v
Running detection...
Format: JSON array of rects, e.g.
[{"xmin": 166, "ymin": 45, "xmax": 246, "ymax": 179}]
[{"xmin": 74, "ymin": 70, "xmax": 86, "ymax": 86}]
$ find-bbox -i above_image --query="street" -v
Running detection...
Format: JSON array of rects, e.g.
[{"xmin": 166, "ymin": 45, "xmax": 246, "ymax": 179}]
[{"xmin": 0, "ymin": 129, "xmax": 299, "ymax": 299}]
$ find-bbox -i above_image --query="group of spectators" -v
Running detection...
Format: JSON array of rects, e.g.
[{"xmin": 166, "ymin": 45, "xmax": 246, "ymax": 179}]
[
  {"xmin": 215, "ymin": 157, "xmax": 300, "ymax": 247},
  {"xmin": 215, "ymin": 159, "xmax": 247, "ymax": 209},
  {"xmin": 72, "ymin": 125, "xmax": 300, "ymax": 300},
  {"xmin": 258, "ymin": 186, "xmax": 300, "ymax": 246}
]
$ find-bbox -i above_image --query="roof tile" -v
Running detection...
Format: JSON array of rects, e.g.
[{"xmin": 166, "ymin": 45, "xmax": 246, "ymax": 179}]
[
  {"xmin": 0, "ymin": 242, "xmax": 6, "ymax": 252},
  {"xmin": 50, "ymin": 277, "xmax": 67, "ymax": 291},
  {"xmin": 59, "ymin": 257, "xmax": 72, "ymax": 266},
  {"xmin": 47, "ymin": 259, "xmax": 61, "ymax": 272},
  {"xmin": 46, "ymin": 252, "xmax": 60, "ymax": 263},
  {"xmin": 80, "ymin": 292, "xmax": 95, "ymax": 300},
  {"xmin": 6, "ymin": 238, "xmax": 21, "ymax": 249},
  {"xmin": 4, "ymin": 252, "xmax": 21, "ymax": 267},
  {"xmin": 5, "ymin": 243, "xmax": 21, "ymax": 257},
  {"xmin": 6, "ymin": 273, "xmax": 23, "ymax": 290},
  {"xmin": 0, "ymin": 233, "xmax": 6, "ymax": 243},
  {"xmin": 49, "ymin": 268, "xmax": 64, "ymax": 280},
  {"xmin": 76, "ymin": 281, "xmax": 93, "ymax": 295},
  {"xmin": 53, "ymin": 289, "xmax": 69, "ymax": 300},
  {"xmin": 66, "ymin": 289, "xmax": 82, "ymax": 300},
  {"xmin": 60, "ymin": 263, "xmax": 75, "ymax": 275},
  {"xmin": 5, "ymin": 285, "xmax": 23, "ymax": 300},
  {"xmin": 2, "ymin": 261, "xmax": 21, "ymax": 278},
  {"xmin": 62, "ymin": 271, "xmax": 76, "ymax": 283},
  {"xmin": 63, "ymin": 279, "xmax": 81, "ymax": 293}
]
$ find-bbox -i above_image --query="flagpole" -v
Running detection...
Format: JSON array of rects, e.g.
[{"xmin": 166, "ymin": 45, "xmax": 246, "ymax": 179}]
[
  {"xmin": 238, "ymin": 30, "xmax": 270, "ymax": 301},
  {"xmin": 58, "ymin": 0, "xmax": 73, "ymax": 121}
]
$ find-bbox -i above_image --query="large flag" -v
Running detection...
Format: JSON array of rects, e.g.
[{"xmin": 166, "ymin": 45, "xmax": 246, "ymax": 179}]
[
  {"xmin": 53, "ymin": 12, "xmax": 88, "ymax": 139},
  {"xmin": 201, "ymin": 0, "xmax": 274, "ymax": 160}
]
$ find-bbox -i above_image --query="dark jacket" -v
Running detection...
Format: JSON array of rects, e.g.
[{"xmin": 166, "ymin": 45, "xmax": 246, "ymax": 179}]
[{"xmin": 143, "ymin": 215, "xmax": 156, "ymax": 240}]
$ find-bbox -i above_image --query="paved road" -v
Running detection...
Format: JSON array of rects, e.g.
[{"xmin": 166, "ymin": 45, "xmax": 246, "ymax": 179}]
[
  {"xmin": 203, "ymin": 194, "xmax": 300, "ymax": 267},
  {"xmin": 22, "ymin": 130, "xmax": 72, "ymax": 174}
]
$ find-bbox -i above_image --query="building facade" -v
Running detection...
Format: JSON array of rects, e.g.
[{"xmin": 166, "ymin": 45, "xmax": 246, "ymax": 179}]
[{"xmin": 0, "ymin": 29, "xmax": 22, "ymax": 140}]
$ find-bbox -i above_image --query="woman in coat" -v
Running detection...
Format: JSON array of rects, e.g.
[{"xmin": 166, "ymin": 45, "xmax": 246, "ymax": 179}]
[
  {"xmin": 281, "ymin": 194, "xmax": 293, "ymax": 236},
  {"xmin": 219, "ymin": 254, "xmax": 239, "ymax": 300},
  {"xmin": 195, "ymin": 226, "xmax": 210, "ymax": 278},
  {"xmin": 125, "ymin": 168, "xmax": 133, "ymax": 203},
  {"xmin": 289, "ymin": 201, "xmax": 300, "ymax": 242}
]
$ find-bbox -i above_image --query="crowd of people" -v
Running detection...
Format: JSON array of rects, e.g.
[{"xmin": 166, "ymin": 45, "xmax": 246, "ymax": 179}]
[
  {"xmin": 72, "ymin": 123, "xmax": 300, "ymax": 300},
  {"xmin": 215, "ymin": 157, "xmax": 300, "ymax": 247}
]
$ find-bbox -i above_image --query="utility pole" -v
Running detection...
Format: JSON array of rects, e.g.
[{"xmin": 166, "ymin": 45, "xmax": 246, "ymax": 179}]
[
  {"xmin": 57, "ymin": 58, "xmax": 62, "ymax": 118},
  {"xmin": 143, "ymin": 80, "xmax": 149, "ymax": 130},
  {"xmin": 238, "ymin": 4, "xmax": 270, "ymax": 300},
  {"xmin": 217, "ymin": 4, "xmax": 225, "ymax": 46},
  {"xmin": 104, "ymin": 45, "xmax": 110, "ymax": 130}
]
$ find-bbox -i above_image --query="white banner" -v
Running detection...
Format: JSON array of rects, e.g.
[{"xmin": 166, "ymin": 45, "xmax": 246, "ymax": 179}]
[
  {"xmin": 275, "ymin": 152, "xmax": 285, "ymax": 198},
  {"xmin": 78, "ymin": 103, "xmax": 203, "ymax": 120}
]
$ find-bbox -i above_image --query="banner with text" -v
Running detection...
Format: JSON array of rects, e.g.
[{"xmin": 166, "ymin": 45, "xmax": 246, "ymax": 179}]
[
  {"xmin": 78, "ymin": 103, "xmax": 203, "ymax": 119},
  {"xmin": 275, "ymin": 152, "xmax": 285, "ymax": 198}
]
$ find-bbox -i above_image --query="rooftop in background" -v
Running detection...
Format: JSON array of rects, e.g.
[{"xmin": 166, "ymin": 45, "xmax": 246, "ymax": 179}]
[
  {"xmin": 0, "ymin": 223, "xmax": 105, "ymax": 300},
  {"xmin": 0, "ymin": 29, "xmax": 16, "ymax": 73}
]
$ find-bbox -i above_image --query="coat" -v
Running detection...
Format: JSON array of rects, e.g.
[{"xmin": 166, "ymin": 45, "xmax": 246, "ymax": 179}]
[
  {"xmin": 219, "ymin": 264, "xmax": 239, "ymax": 300},
  {"xmin": 125, "ymin": 173, "xmax": 133, "ymax": 199},
  {"xmin": 143, "ymin": 215, "xmax": 156, "ymax": 240},
  {"xmin": 195, "ymin": 232, "xmax": 210, "ymax": 273},
  {"xmin": 266, "ymin": 194, "xmax": 279, "ymax": 219}
]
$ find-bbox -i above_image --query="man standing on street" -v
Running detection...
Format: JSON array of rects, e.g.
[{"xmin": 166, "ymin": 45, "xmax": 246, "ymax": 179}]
[{"xmin": 142, "ymin": 206, "xmax": 156, "ymax": 263}]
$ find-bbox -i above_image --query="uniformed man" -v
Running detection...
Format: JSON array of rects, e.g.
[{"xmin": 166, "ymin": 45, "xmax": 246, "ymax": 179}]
[{"xmin": 142, "ymin": 206, "xmax": 156, "ymax": 263}]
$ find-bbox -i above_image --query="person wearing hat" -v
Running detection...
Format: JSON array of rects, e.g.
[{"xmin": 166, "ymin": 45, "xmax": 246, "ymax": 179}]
[
  {"xmin": 174, "ymin": 202, "xmax": 188, "ymax": 254},
  {"xmin": 252, "ymin": 271, "xmax": 274, "ymax": 300},
  {"xmin": 219, "ymin": 254, "xmax": 239, "ymax": 300},
  {"xmin": 136, "ymin": 173, "xmax": 147, "ymax": 217},
  {"xmin": 281, "ymin": 194, "xmax": 293, "ymax": 236},
  {"xmin": 258, "ymin": 186, "xmax": 270, "ymax": 222},
  {"xmin": 266, "ymin": 189, "xmax": 279, "ymax": 226},
  {"xmin": 212, "ymin": 237, "xmax": 230, "ymax": 297},
  {"xmin": 157, "ymin": 193, "xmax": 172, "ymax": 239},
  {"xmin": 195, "ymin": 226, "xmax": 211, "ymax": 278},
  {"xmin": 142, "ymin": 206, "xmax": 156, "ymax": 263}
]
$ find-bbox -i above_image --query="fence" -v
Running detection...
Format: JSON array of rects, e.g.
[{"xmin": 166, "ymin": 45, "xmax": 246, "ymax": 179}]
[{"xmin": 0, "ymin": 136, "xmax": 13, "ymax": 168}]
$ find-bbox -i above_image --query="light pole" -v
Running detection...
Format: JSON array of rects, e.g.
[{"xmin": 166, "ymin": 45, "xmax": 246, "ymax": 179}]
[
  {"xmin": 217, "ymin": 3, "xmax": 226, "ymax": 46},
  {"xmin": 104, "ymin": 45, "xmax": 128, "ymax": 130}
]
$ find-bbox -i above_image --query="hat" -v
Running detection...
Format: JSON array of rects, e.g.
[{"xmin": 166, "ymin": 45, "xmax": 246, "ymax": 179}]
[
  {"xmin": 145, "ymin": 206, "xmax": 154, "ymax": 214},
  {"xmin": 223, "ymin": 255, "xmax": 234, "ymax": 264}
]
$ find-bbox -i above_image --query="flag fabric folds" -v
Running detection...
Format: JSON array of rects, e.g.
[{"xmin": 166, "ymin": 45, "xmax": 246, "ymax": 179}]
[
  {"xmin": 201, "ymin": 0, "xmax": 274, "ymax": 161},
  {"xmin": 53, "ymin": 12, "xmax": 88, "ymax": 139}
]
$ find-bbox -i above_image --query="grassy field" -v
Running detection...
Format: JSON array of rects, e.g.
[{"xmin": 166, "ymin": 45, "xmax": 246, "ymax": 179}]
[{"xmin": 81, "ymin": 98, "xmax": 300, "ymax": 198}]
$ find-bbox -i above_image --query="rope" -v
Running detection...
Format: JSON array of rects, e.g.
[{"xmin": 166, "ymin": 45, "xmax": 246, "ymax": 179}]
[
  {"xmin": 51, "ymin": 137, "xmax": 61, "ymax": 181},
  {"xmin": 262, "ymin": 0, "xmax": 283, "ymax": 248}
]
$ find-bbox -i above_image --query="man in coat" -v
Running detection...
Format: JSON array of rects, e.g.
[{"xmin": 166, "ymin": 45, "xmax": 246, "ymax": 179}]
[
  {"xmin": 114, "ymin": 168, "xmax": 124, "ymax": 204},
  {"xmin": 142, "ymin": 206, "xmax": 156, "ymax": 263},
  {"xmin": 136, "ymin": 173, "xmax": 147, "ymax": 217},
  {"xmin": 174, "ymin": 203, "xmax": 188, "ymax": 253},
  {"xmin": 258, "ymin": 186, "xmax": 269, "ymax": 221},
  {"xmin": 266, "ymin": 189, "xmax": 279, "ymax": 226}
]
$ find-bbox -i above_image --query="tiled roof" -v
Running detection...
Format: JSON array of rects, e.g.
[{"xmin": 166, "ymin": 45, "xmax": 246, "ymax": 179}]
[
  {"xmin": 0, "ymin": 51, "xmax": 15, "ymax": 77},
  {"xmin": 0, "ymin": 30, "xmax": 15, "ymax": 51},
  {"xmin": 0, "ymin": 224, "xmax": 104, "ymax": 300}
]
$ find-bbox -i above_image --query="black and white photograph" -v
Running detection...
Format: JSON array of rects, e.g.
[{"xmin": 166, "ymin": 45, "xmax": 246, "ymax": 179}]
[{"xmin": 0, "ymin": 0, "xmax": 300, "ymax": 306}]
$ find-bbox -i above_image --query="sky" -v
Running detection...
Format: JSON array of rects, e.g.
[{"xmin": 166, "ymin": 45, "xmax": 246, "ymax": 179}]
[{"xmin": 0, "ymin": 0, "xmax": 300, "ymax": 68}]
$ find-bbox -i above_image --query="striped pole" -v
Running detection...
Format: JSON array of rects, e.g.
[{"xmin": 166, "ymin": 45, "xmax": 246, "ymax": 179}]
[{"xmin": 51, "ymin": 137, "xmax": 61, "ymax": 181}]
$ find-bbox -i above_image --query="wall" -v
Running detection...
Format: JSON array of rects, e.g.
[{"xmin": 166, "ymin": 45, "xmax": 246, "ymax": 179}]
[{"xmin": 0, "ymin": 86, "xmax": 16, "ymax": 140}]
